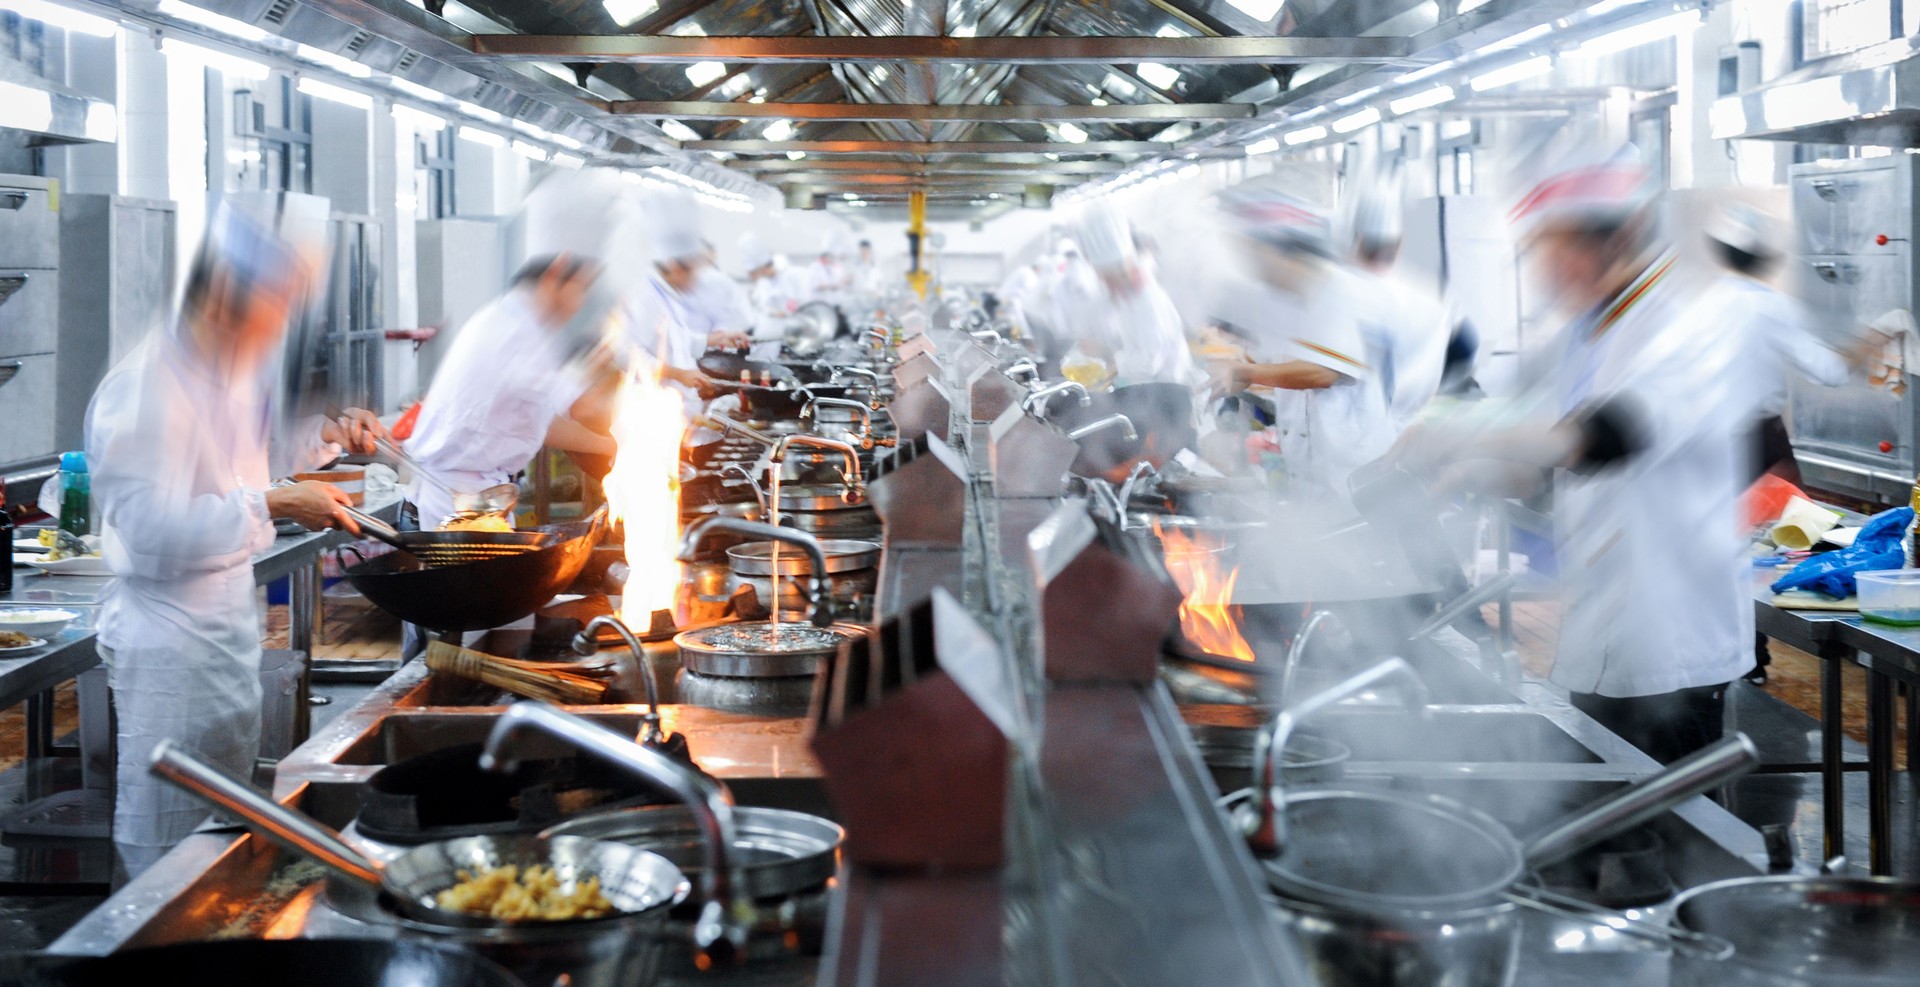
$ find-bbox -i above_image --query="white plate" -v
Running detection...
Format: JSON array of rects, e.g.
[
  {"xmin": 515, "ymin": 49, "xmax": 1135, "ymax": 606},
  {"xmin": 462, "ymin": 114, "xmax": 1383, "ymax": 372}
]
[
  {"xmin": 0, "ymin": 608, "xmax": 79, "ymax": 637},
  {"xmin": 24, "ymin": 556, "xmax": 111, "ymax": 576},
  {"xmin": 0, "ymin": 636, "xmax": 48, "ymax": 654}
]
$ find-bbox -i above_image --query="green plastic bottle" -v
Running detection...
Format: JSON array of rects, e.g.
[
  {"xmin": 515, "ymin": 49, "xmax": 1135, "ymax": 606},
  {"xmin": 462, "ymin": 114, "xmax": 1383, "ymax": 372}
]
[{"xmin": 57, "ymin": 452, "xmax": 90, "ymax": 538}]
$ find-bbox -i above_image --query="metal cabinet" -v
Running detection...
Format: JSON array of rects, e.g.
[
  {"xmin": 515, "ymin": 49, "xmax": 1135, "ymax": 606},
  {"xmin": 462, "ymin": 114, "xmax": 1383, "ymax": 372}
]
[
  {"xmin": 0, "ymin": 178, "xmax": 58, "ymax": 269},
  {"xmin": 0, "ymin": 175, "xmax": 58, "ymax": 472},
  {"xmin": 0, "ymin": 269, "xmax": 56, "ymax": 357},
  {"xmin": 0, "ymin": 354, "xmax": 57, "ymax": 466},
  {"xmin": 57, "ymin": 195, "xmax": 176, "ymax": 452},
  {"xmin": 1789, "ymin": 157, "xmax": 1920, "ymax": 502}
]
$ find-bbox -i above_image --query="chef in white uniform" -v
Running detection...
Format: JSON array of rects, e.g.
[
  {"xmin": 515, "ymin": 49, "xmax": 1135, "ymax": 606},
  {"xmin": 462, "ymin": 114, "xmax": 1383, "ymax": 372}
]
[
  {"xmin": 1405, "ymin": 150, "xmax": 1751, "ymax": 763},
  {"xmin": 1209, "ymin": 184, "xmax": 1395, "ymax": 496},
  {"xmin": 405, "ymin": 171, "xmax": 624, "ymax": 527},
  {"xmin": 1065, "ymin": 207, "xmax": 1196, "ymax": 386},
  {"xmin": 738, "ymin": 235, "xmax": 808, "ymax": 338},
  {"xmin": 86, "ymin": 206, "xmax": 382, "ymax": 876},
  {"xmin": 637, "ymin": 191, "xmax": 749, "ymax": 403},
  {"xmin": 1348, "ymin": 182, "xmax": 1449, "ymax": 434},
  {"xmin": 805, "ymin": 242, "xmax": 851, "ymax": 305}
]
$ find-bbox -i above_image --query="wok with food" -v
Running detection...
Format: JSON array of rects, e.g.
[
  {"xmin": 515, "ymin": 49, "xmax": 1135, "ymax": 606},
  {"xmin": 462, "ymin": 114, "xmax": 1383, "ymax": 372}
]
[{"xmin": 434, "ymin": 863, "xmax": 615, "ymax": 921}]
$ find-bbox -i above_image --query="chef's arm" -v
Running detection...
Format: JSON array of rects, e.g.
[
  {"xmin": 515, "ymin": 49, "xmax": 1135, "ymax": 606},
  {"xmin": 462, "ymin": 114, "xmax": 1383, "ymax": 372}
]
[
  {"xmin": 544, "ymin": 417, "xmax": 617, "ymax": 457},
  {"xmin": 1433, "ymin": 398, "xmax": 1645, "ymax": 474}
]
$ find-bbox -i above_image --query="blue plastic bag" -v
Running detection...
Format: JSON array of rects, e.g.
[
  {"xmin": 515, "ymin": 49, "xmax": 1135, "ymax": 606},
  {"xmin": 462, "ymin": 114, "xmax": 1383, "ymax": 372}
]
[{"xmin": 1770, "ymin": 507, "xmax": 1914, "ymax": 599}]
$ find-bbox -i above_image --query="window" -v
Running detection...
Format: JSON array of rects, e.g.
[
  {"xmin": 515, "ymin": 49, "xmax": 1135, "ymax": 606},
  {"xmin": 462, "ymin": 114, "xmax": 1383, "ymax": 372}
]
[
  {"xmin": 418, "ymin": 126, "xmax": 456, "ymax": 218},
  {"xmin": 1802, "ymin": 0, "xmax": 1899, "ymax": 61},
  {"xmin": 225, "ymin": 75, "xmax": 313, "ymax": 193}
]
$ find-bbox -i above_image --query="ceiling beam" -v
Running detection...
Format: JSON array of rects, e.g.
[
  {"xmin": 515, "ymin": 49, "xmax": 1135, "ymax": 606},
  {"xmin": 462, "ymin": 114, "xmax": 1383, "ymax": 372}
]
[
  {"xmin": 469, "ymin": 34, "xmax": 1411, "ymax": 65},
  {"xmin": 734, "ymin": 158, "xmax": 1126, "ymax": 174},
  {"xmin": 688, "ymin": 139, "xmax": 1164, "ymax": 154},
  {"xmin": 766, "ymin": 172, "xmax": 1084, "ymax": 185},
  {"xmin": 609, "ymin": 101, "xmax": 1253, "ymax": 122}
]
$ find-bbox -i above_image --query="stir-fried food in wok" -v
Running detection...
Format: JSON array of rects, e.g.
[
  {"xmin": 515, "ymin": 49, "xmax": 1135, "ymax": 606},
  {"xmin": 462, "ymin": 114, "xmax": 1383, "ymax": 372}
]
[
  {"xmin": 434, "ymin": 864, "xmax": 615, "ymax": 921},
  {"xmin": 437, "ymin": 513, "xmax": 514, "ymax": 533}
]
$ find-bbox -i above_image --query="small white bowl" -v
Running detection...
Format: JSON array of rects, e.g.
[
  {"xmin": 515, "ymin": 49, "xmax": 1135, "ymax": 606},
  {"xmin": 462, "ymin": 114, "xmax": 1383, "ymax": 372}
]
[{"xmin": 0, "ymin": 608, "xmax": 79, "ymax": 638}]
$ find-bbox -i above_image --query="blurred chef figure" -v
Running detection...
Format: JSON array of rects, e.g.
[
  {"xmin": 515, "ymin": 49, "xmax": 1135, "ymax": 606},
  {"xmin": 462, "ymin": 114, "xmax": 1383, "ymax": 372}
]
[
  {"xmin": 689, "ymin": 239, "xmax": 755, "ymax": 342},
  {"xmin": 1044, "ymin": 238, "xmax": 1102, "ymax": 376},
  {"xmin": 738, "ymin": 234, "xmax": 808, "ymax": 338},
  {"xmin": 850, "ymin": 239, "xmax": 885, "ymax": 297},
  {"xmin": 1348, "ymin": 170, "xmax": 1449, "ymax": 433},
  {"xmin": 1060, "ymin": 207, "xmax": 1195, "ymax": 386},
  {"xmin": 806, "ymin": 239, "xmax": 852, "ymax": 304},
  {"xmin": 994, "ymin": 256, "xmax": 1048, "ymax": 337},
  {"xmin": 639, "ymin": 189, "xmax": 750, "ymax": 400},
  {"xmin": 405, "ymin": 170, "xmax": 624, "ymax": 528},
  {"xmin": 1407, "ymin": 149, "xmax": 1751, "ymax": 763},
  {"xmin": 1209, "ymin": 183, "xmax": 1394, "ymax": 496},
  {"xmin": 86, "ymin": 205, "xmax": 383, "ymax": 876},
  {"xmin": 1700, "ymin": 204, "xmax": 1855, "ymax": 486}
]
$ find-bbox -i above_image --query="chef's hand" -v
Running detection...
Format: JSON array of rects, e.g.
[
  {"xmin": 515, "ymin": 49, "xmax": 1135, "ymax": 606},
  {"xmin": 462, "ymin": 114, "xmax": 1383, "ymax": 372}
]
[
  {"xmin": 266, "ymin": 481, "xmax": 360, "ymax": 534},
  {"xmin": 666, "ymin": 365, "xmax": 726, "ymax": 400},
  {"xmin": 706, "ymin": 330, "xmax": 752, "ymax": 352},
  {"xmin": 323, "ymin": 408, "xmax": 388, "ymax": 455},
  {"xmin": 1207, "ymin": 360, "xmax": 1250, "ymax": 397}
]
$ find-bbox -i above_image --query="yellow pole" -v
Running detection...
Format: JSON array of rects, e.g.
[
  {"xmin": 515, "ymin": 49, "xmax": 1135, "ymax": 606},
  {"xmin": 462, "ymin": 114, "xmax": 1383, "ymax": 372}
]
[{"xmin": 906, "ymin": 190, "xmax": 930, "ymax": 299}]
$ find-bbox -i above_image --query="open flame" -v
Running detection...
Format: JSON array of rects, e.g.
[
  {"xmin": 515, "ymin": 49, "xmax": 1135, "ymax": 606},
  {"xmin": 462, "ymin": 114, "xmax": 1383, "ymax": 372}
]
[
  {"xmin": 603, "ymin": 355, "xmax": 687, "ymax": 626},
  {"xmin": 1157, "ymin": 523, "xmax": 1255, "ymax": 663}
]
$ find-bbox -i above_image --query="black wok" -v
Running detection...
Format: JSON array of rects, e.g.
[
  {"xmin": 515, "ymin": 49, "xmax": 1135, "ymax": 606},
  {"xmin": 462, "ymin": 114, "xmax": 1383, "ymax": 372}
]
[
  {"xmin": 354, "ymin": 741, "xmax": 669, "ymax": 845},
  {"xmin": 696, "ymin": 352, "xmax": 868, "ymax": 418},
  {"xmin": 0, "ymin": 939, "xmax": 525, "ymax": 987},
  {"xmin": 1056, "ymin": 382, "xmax": 1197, "ymax": 480},
  {"xmin": 342, "ymin": 515, "xmax": 601, "ymax": 633}
]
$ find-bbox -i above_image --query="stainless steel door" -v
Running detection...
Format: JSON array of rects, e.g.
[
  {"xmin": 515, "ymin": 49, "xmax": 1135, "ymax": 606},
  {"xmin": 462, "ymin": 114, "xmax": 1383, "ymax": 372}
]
[
  {"xmin": 1793, "ymin": 250, "xmax": 1911, "ymax": 470},
  {"xmin": 1792, "ymin": 159, "xmax": 1908, "ymax": 255}
]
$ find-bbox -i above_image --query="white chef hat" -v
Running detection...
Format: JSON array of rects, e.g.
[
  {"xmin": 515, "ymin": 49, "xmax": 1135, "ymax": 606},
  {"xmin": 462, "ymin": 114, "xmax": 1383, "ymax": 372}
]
[
  {"xmin": 738, "ymin": 234, "xmax": 776, "ymax": 275},
  {"xmin": 1216, "ymin": 180, "xmax": 1335, "ymax": 257},
  {"xmin": 1507, "ymin": 146, "xmax": 1656, "ymax": 240},
  {"xmin": 1705, "ymin": 203, "xmax": 1778, "ymax": 261},
  {"xmin": 646, "ymin": 187, "xmax": 705, "ymax": 264},
  {"xmin": 522, "ymin": 168, "xmax": 628, "ymax": 263},
  {"xmin": 1077, "ymin": 206, "xmax": 1137, "ymax": 272}
]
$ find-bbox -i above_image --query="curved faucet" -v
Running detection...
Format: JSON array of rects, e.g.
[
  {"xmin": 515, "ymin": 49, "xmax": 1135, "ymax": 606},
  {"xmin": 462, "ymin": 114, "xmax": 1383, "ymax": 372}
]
[
  {"xmin": 802, "ymin": 396, "xmax": 873, "ymax": 439},
  {"xmin": 718, "ymin": 463, "xmax": 769, "ymax": 516},
  {"xmin": 573, "ymin": 616, "xmax": 671, "ymax": 749},
  {"xmin": 481, "ymin": 702, "xmax": 743, "ymax": 955},
  {"xmin": 770, "ymin": 434, "xmax": 863, "ymax": 492},
  {"xmin": 1067, "ymin": 414, "xmax": 1138, "ymax": 443},
  {"xmin": 678, "ymin": 517, "xmax": 836, "ymax": 626},
  {"xmin": 969, "ymin": 328, "xmax": 1005, "ymax": 347},
  {"xmin": 830, "ymin": 365, "xmax": 881, "ymax": 387},
  {"xmin": 1247, "ymin": 657, "xmax": 1430, "ymax": 856},
  {"xmin": 1003, "ymin": 359, "xmax": 1039, "ymax": 383},
  {"xmin": 864, "ymin": 325, "xmax": 891, "ymax": 348},
  {"xmin": 1275, "ymin": 609, "xmax": 1333, "ymax": 710},
  {"xmin": 1022, "ymin": 380, "xmax": 1092, "ymax": 420},
  {"xmin": 701, "ymin": 413, "xmax": 779, "ymax": 449},
  {"xmin": 1116, "ymin": 461, "xmax": 1159, "ymax": 520},
  {"xmin": 1084, "ymin": 479, "xmax": 1126, "ymax": 526}
]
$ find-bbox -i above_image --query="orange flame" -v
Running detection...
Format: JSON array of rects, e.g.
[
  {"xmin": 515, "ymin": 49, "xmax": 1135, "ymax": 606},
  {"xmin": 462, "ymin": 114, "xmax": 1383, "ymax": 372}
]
[
  {"xmin": 1158, "ymin": 523, "xmax": 1255, "ymax": 662},
  {"xmin": 604, "ymin": 355, "xmax": 687, "ymax": 626}
]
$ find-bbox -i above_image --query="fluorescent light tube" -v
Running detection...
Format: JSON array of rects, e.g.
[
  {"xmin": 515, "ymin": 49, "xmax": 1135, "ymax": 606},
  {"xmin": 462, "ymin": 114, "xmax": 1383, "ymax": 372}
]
[
  {"xmin": 298, "ymin": 78, "xmax": 372, "ymax": 110},
  {"xmin": 1333, "ymin": 106, "xmax": 1381, "ymax": 133},
  {"xmin": 1283, "ymin": 125, "xmax": 1327, "ymax": 145},
  {"xmin": 1578, "ymin": 9, "xmax": 1703, "ymax": 56},
  {"xmin": 1390, "ymin": 86, "xmax": 1456, "ymax": 114},
  {"xmin": 1471, "ymin": 55, "xmax": 1553, "ymax": 92},
  {"xmin": 1245, "ymin": 137, "xmax": 1280, "ymax": 155},
  {"xmin": 457, "ymin": 126, "xmax": 504, "ymax": 147}
]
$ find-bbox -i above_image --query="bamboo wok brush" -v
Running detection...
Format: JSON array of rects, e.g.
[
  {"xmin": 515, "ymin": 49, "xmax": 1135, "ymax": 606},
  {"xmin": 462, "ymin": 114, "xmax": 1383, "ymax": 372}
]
[{"xmin": 425, "ymin": 641, "xmax": 610, "ymax": 705}]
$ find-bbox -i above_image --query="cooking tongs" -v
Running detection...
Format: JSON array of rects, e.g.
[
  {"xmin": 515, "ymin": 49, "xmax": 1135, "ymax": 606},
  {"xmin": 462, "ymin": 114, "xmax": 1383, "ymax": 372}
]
[{"xmin": 369, "ymin": 433, "xmax": 518, "ymax": 519}]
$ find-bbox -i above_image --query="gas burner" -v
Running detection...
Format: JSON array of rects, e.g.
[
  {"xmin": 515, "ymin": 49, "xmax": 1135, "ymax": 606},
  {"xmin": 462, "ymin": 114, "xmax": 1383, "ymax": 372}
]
[{"xmin": 1535, "ymin": 828, "xmax": 1677, "ymax": 909}]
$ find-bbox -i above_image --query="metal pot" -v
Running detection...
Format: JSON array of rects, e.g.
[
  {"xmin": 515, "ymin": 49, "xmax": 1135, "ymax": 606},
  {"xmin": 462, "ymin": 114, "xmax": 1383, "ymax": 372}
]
[
  {"xmin": 782, "ymin": 504, "xmax": 881, "ymax": 540},
  {"xmin": 544, "ymin": 805, "xmax": 843, "ymax": 902},
  {"xmin": 727, "ymin": 539, "xmax": 880, "ymax": 620},
  {"xmin": 676, "ymin": 670, "xmax": 824, "ymax": 717},
  {"xmin": 675, "ymin": 621, "xmax": 865, "ymax": 715},
  {"xmin": 1669, "ymin": 875, "xmax": 1920, "ymax": 986}
]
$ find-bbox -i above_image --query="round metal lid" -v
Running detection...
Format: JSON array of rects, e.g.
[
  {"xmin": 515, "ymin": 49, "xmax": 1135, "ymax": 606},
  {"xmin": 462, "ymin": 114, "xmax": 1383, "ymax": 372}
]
[
  {"xmin": 727, "ymin": 539, "xmax": 881, "ymax": 577},
  {"xmin": 543, "ymin": 805, "xmax": 844, "ymax": 900},
  {"xmin": 1671, "ymin": 875, "xmax": 1920, "ymax": 983}
]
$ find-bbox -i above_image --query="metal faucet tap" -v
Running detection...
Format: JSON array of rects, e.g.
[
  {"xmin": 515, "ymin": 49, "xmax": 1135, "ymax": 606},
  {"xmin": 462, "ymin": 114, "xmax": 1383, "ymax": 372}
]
[
  {"xmin": 969, "ymin": 328, "xmax": 1005, "ymax": 347},
  {"xmin": 481, "ymin": 702, "xmax": 743, "ymax": 955},
  {"xmin": 830, "ymin": 365, "xmax": 881, "ymax": 386},
  {"xmin": 718, "ymin": 463, "xmax": 769, "ymax": 516},
  {"xmin": 1003, "ymin": 359, "xmax": 1039, "ymax": 383},
  {"xmin": 573, "ymin": 616, "xmax": 678, "ymax": 753},
  {"xmin": 1022, "ymin": 380, "xmax": 1091, "ymax": 419},
  {"xmin": 801, "ymin": 396, "xmax": 873, "ymax": 439},
  {"xmin": 1066, "ymin": 414, "xmax": 1138, "ymax": 443},
  {"xmin": 701, "ymin": 413, "xmax": 779, "ymax": 448},
  {"xmin": 770, "ymin": 434, "xmax": 863, "ymax": 492},
  {"xmin": 1275, "ymin": 609, "xmax": 1333, "ymax": 711},
  {"xmin": 678, "ymin": 517, "xmax": 836, "ymax": 626},
  {"xmin": 1115, "ymin": 461, "xmax": 1158, "ymax": 520},
  {"xmin": 1247, "ymin": 657, "xmax": 1430, "ymax": 856},
  {"xmin": 864, "ymin": 325, "xmax": 891, "ymax": 348},
  {"xmin": 1084, "ymin": 479, "xmax": 1126, "ymax": 526}
]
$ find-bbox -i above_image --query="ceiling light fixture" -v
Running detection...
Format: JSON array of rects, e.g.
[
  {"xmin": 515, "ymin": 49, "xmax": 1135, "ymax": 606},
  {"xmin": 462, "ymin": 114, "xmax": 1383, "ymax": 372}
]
[
  {"xmin": 1470, "ymin": 55, "xmax": 1553, "ymax": 91},
  {"xmin": 1227, "ymin": 0, "xmax": 1287, "ymax": 19},
  {"xmin": 1136, "ymin": 62, "xmax": 1181, "ymax": 90},
  {"xmin": 551, "ymin": 133, "xmax": 584, "ymax": 150},
  {"xmin": 659, "ymin": 119, "xmax": 700, "ymax": 141},
  {"xmin": 1057, "ymin": 122, "xmax": 1090, "ymax": 143},
  {"xmin": 551, "ymin": 152, "xmax": 585, "ymax": 169},
  {"xmin": 389, "ymin": 77, "xmax": 444, "ymax": 103},
  {"xmin": 601, "ymin": 0, "xmax": 658, "ymax": 28},
  {"xmin": 1245, "ymin": 136, "xmax": 1281, "ymax": 155},
  {"xmin": 156, "ymin": 0, "xmax": 266, "ymax": 41},
  {"xmin": 1390, "ymin": 85, "xmax": 1456, "ymax": 114},
  {"xmin": 1578, "ymin": 8, "xmax": 1703, "ymax": 56},
  {"xmin": 763, "ymin": 119, "xmax": 794, "ymax": 141},
  {"xmin": 456, "ymin": 100, "xmax": 504, "ymax": 123},
  {"xmin": 392, "ymin": 105, "xmax": 446, "ymax": 131},
  {"xmin": 457, "ymin": 126, "xmax": 504, "ymax": 147},
  {"xmin": 298, "ymin": 78, "xmax": 373, "ymax": 110},
  {"xmin": 296, "ymin": 44, "xmax": 372, "ymax": 78},
  {"xmin": 685, "ymin": 61, "xmax": 728, "ymax": 87},
  {"xmin": 8, "ymin": 0, "xmax": 119, "ymax": 38},
  {"xmin": 1333, "ymin": 106, "xmax": 1382, "ymax": 133},
  {"xmin": 1283, "ymin": 125, "xmax": 1327, "ymax": 145},
  {"xmin": 511, "ymin": 140, "xmax": 548, "ymax": 161},
  {"xmin": 159, "ymin": 38, "xmax": 268, "ymax": 80},
  {"xmin": 786, "ymin": 150, "xmax": 806, "ymax": 160}
]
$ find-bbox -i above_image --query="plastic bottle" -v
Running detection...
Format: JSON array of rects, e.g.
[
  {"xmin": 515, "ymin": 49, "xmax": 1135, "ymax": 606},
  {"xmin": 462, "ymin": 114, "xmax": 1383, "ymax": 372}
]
[{"xmin": 57, "ymin": 452, "xmax": 90, "ymax": 538}]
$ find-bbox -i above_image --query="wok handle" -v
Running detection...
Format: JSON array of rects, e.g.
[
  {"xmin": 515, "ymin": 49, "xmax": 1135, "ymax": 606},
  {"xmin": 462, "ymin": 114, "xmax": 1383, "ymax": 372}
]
[
  {"xmin": 1504, "ymin": 885, "xmax": 1735, "ymax": 961},
  {"xmin": 341, "ymin": 506, "xmax": 405, "ymax": 548},
  {"xmin": 148, "ymin": 738, "xmax": 385, "ymax": 889},
  {"xmin": 1522, "ymin": 733, "xmax": 1760, "ymax": 872}
]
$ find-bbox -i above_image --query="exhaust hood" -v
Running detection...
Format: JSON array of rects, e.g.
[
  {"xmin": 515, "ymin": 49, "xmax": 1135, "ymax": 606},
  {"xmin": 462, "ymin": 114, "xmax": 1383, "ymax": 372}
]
[
  {"xmin": 1712, "ymin": 37, "xmax": 1920, "ymax": 147},
  {"xmin": 0, "ymin": 60, "xmax": 115, "ymax": 146}
]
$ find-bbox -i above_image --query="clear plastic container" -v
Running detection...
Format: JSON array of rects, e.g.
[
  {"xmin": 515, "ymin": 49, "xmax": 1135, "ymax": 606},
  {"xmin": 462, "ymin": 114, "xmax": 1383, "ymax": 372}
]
[{"xmin": 1857, "ymin": 570, "xmax": 1920, "ymax": 626}]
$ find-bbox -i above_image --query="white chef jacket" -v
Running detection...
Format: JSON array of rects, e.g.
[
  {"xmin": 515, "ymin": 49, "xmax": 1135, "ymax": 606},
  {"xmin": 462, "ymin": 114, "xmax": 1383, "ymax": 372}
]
[
  {"xmin": 806, "ymin": 259, "xmax": 850, "ymax": 303},
  {"xmin": 405, "ymin": 288, "xmax": 592, "ymax": 524},
  {"xmin": 1544, "ymin": 255, "xmax": 1755, "ymax": 698},
  {"xmin": 688, "ymin": 267, "xmax": 754, "ymax": 337},
  {"xmin": 1214, "ymin": 269, "xmax": 1396, "ymax": 495},
  {"xmin": 1697, "ymin": 274, "xmax": 1849, "ymax": 418},
  {"xmin": 1094, "ymin": 277, "xmax": 1197, "ymax": 387},
  {"xmin": 86, "ymin": 325, "xmax": 337, "ymax": 872},
  {"xmin": 749, "ymin": 263, "xmax": 809, "ymax": 338},
  {"xmin": 1355, "ymin": 268, "xmax": 1450, "ymax": 433}
]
